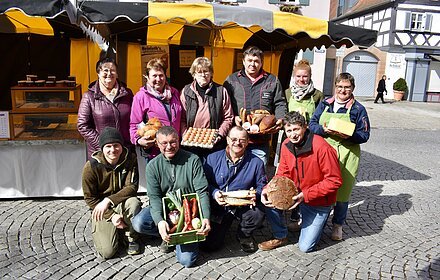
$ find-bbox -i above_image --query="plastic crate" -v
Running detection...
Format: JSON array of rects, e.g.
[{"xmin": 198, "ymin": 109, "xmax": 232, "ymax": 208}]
[{"xmin": 162, "ymin": 193, "xmax": 206, "ymax": 245}]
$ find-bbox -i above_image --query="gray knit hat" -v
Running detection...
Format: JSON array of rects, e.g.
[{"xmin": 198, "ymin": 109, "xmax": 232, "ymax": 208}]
[{"xmin": 99, "ymin": 127, "xmax": 123, "ymax": 150}]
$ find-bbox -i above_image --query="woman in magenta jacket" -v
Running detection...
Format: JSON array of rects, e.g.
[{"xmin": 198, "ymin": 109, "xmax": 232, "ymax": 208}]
[
  {"xmin": 129, "ymin": 58, "xmax": 183, "ymax": 161},
  {"xmin": 77, "ymin": 57, "xmax": 134, "ymax": 160}
]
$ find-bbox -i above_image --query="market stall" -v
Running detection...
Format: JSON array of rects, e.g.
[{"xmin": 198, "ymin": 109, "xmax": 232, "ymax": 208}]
[{"xmin": 0, "ymin": 1, "xmax": 377, "ymax": 198}]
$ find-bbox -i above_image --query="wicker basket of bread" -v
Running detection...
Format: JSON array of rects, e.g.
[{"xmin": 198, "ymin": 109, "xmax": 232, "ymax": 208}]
[{"xmin": 239, "ymin": 108, "xmax": 281, "ymax": 134}]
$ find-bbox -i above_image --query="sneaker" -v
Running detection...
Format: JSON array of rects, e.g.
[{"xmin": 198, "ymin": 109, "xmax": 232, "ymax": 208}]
[
  {"xmin": 127, "ymin": 241, "xmax": 140, "ymax": 255},
  {"xmin": 287, "ymin": 220, "xmax": 301, "ymax": 232},
  {"xmin": 160, "ymin": 241, "xmax": 175, "ymax": 253},
  {"xmin": 237, "ymin": 236, "xmax": 257, "ymax": 253},
  {"xmin": 258, "ymin": 237, "xmax": 288, "ymax": 251},
  {"xmin": 331, "ymin": 224, "xmax": 343, "ymax": 241}
]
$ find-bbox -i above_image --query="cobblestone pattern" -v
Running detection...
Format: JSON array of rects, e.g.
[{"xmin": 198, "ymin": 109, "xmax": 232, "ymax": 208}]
[{"xmin": 0, "ymin": 100, "xmax": 439, "ymax": 279}]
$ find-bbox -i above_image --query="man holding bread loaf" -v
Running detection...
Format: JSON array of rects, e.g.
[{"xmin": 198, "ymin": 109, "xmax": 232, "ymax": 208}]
[
  {"xmin": 224, "ymin": 46, "xmax": 287, "ymax": 165},
  {"xmin": 202, "ymin": 126, "xmax": 267, "ymax": 253},
  {"xmin": 259, "ymin": 112, "xmax": 342, "ymax": 252}
]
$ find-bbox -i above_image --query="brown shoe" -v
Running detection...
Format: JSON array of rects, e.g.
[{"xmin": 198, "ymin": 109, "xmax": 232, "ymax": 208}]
[{"xmin": 258, "ymin": 238, "xmax": 288, "ymax": 251}]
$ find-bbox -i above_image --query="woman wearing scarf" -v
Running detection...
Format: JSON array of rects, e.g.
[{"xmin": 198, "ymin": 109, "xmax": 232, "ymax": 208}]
[
  {"xmin": 286, "ymin": 59, "xmax": 324, "ymax": 122},
  {"xmin": 180, "ymin": 57, "xmax": 234, "ymax": 159},
  {"xmin": 309, "ymin": 72, "xmax": 370, "ymax": 241},
  {"xmin": 285, "ymin": 59, "xmax": 324, "ymax": 227},
  {"xmin": 129, "ymin": 58, "xmax": 183, "ymax": 162}
]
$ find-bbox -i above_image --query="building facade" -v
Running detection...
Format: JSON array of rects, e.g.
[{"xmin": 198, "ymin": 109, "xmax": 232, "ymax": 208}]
[{"xmin": 329, "ymin": 0, "xmax": 440, "ymax": 102}]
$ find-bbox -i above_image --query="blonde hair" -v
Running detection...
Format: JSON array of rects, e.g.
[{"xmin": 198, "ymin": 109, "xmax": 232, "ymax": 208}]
[
  {"xmin": 145, "ymin": 58, "xmax": 167, "ymax": 77},
  {"xmin": 189, "ymin": 57, "xmax": 213, "ymax": 76},
  {"xmin": 293, "ymin": 59, "xmax": 312, "ymax": 75}
]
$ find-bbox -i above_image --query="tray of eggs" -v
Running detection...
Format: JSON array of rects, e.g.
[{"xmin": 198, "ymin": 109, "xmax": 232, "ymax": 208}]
[{"xmin": 181, "ymin": 127, "xmax": 219, "ymax": 149}]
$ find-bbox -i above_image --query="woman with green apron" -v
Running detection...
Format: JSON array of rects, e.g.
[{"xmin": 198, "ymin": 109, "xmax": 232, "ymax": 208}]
[
  {"xmin": 309, "ymin": 73, "xmax": 370, "ymax": 241},
  {"xmin": 285, "ymin": 59, "xmax": 324, "ymax": 227},
  {"xmin": 286, "ymin": 59, "xmax": 324, "ymax": 122}
]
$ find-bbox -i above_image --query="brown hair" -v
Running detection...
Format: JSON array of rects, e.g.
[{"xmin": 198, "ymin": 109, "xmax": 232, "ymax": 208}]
[
  {"xmin": 189, "ymin": 57, "xmax": 213, "ymax": 76},
  {"xmin": 335, "ymin": 72, "xmax": 355, "ymax": 89},
  {"xmin": 145, "ymin": 58, "xmax": 167, "ymax": 77},
  {"xmin": 243, "ymin": 46, "xmax": 263, "ymax": 60},
  {"xmin": 293, "ymin": 59, "xmax": 311, "ymax": 75}
]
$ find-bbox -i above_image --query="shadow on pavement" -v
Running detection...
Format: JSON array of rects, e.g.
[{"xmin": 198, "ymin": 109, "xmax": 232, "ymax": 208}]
[
  {"xmin": 357, "ymin": 151, "xmax": 430, "ymax": 182},
  {"xmin": 317, "ymin": 184, "xmax": 413, "ymax": 250}
]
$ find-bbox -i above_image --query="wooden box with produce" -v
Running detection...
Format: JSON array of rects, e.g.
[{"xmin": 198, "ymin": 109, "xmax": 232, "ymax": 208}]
[{"xmin": 163, "ymin": 191, "xmax": 205, "ymax": 245}]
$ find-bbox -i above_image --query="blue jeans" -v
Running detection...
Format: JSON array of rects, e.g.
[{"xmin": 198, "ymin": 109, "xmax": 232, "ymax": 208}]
[
  {"xmin": 298, "ymin": 204, "xmax": 331, "ymax": 253},
  {"xmin": 132, "ymin": 207, "xmax": 199, "ymax": 267},
  {"xmin": 248, "ymin": 143, "xmax": 270, "ymax": 166},
  {"xmin": 331, "ymin": 201, "xmax": 349, "ymax": 225},
  {"xmin": 264, "ymin": 207, "xmax": 288, "ymax": 240},
  {"xmin": 265, "ymin": 203, "xmax": 331, "ymax": 253}
]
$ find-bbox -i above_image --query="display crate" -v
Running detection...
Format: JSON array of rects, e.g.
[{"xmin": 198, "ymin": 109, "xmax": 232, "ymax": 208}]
[{"xmin": 162, "ymin": 193, "xmax": 206, "ymax": 245}]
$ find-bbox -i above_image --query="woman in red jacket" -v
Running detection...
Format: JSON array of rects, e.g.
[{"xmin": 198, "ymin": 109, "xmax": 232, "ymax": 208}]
[{"xmin": 259, "ymin": 111, "xmax": 342, "ymax": 252}]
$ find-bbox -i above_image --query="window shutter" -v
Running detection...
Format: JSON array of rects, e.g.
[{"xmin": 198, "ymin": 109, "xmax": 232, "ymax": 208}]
[
  {"xmin": 404, "ymin": 12, "xmax": 411, "ymax": 30},
  {"xmin": 299, "ymin": 0, "xmax": 310, "ymax": 5},
  {"xmin": 425, "ymin": 13, "xmax": 432, "ymax": 31}
]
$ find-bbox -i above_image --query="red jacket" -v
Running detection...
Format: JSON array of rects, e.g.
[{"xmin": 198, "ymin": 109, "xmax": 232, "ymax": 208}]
[{"xmin": 276, "ymin": 131, "xmax": 342, "ymax": 206}]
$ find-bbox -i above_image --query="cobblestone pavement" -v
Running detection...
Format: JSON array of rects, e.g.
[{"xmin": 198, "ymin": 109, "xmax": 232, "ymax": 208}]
[{"xmin": 1, "ymin": 100, "xmax": 439, "ymax": 279}]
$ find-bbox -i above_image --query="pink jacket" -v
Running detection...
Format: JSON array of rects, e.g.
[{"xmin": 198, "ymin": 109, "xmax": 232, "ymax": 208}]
[{"xmin": 129, "ymin": 86, "xmax": 183, "ymax": 157}]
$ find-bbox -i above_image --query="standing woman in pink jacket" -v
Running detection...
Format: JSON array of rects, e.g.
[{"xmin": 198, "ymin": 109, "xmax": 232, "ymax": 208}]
[
  {"xmin": 129, "ymin": 58, "xmax": 183, "ymax": 162},
  {"xmin": 77, "ymin": 57, "xmax": 134, "ymax": 160}
]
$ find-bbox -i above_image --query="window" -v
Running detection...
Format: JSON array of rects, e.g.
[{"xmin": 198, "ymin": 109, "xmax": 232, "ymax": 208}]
[{"xmin": 405, "ymin": 12, "xmax": 432, "ymax": 32}]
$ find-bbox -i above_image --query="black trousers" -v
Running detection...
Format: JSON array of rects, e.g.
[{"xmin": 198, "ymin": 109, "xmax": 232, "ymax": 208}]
[
  {"xmin": 200, "ymin": 205, "xmax": 265, "ymax": 252},
  {"xmin": 374, "ymin": 91, "xmax": 385, "ymax": 103}
]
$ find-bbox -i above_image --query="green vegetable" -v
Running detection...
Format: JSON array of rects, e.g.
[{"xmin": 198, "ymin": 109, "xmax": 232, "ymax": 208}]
[
  {"xmin": 166, "ymin": 189, "xmax": 184, "ymax": 232},
  {"xmin": 167, "ymin": 201, "xmax": 176, "ymax": 211}
]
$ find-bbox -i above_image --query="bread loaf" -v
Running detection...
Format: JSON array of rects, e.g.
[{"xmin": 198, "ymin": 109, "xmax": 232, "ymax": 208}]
[{"xmin": 259, "ymin": 115, "xmax": 276, "ymax": 132}]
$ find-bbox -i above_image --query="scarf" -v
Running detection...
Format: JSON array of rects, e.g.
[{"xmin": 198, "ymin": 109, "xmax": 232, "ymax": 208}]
[
  {"xmin": 334, "ymin": 95, "xmax": 353, "ymax": 112},
  {"xmin": 290, "ymin": 80, "xmax": 315, "ymax": 101},
  {"xmin": 146, "ymin": 83, "xmax": 172, "ymax": 102}
]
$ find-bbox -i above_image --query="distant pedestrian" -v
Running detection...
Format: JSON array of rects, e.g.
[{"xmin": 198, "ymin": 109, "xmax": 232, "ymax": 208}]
[{"xmin": 374, "ymin": 75, "xmax": 387, "ymax": 104}]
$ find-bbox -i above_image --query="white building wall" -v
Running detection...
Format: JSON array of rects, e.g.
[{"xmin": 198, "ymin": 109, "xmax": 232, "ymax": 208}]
[
  {"xmin": 385, "ymin": 53, "xmax": 407, "ymax": 99},
  {"xmin": 427, "ymin": 61, "xmax": 440, "ymax": 92}
]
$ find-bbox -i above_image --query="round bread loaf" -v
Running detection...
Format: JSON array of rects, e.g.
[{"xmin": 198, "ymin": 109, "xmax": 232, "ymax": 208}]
[{"xmin": 266, "ymin": 176, "xmax": 298, "ymax": 210}]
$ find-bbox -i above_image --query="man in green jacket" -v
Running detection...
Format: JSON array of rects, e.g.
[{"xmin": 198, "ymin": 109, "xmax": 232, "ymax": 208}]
[
  {"xmin": 82, "ymin": 127, "xmax": 141, "ymax": 259},
  {"xmin": 132, "ymin": 126, "xmax": 211, "ymax": 268}
]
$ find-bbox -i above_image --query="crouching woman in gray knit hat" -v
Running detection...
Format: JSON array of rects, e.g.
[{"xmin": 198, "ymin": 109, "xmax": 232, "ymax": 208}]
[{"xmin": 82, "ymin": 127, "xmax": 142, "ymax": 258}]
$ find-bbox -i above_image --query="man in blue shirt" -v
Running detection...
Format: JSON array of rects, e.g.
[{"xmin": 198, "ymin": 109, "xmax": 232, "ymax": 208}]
[{"xmin": 201, "ymin": 126, "xmax": 267, "ymax": 253}]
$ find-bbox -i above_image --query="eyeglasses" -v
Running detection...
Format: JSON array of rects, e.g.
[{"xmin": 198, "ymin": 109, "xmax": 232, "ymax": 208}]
[
  {"xmin": 157, "ymin": 141, "xmax": 178, "ymax": 147},
  {"xmin": 227, "ymin": 136, "xmax": 247, "ymax": 144},
  {"xmin": 335, "ymin": 85, "xmax": 353, "ymax": 91},
  {"xmin": 100, "ymin": 68, "xmax": 117, "ymax": 74},
  {"xmin": 195, "ymin": 70, "xmax": 211, "ymax": 76}
]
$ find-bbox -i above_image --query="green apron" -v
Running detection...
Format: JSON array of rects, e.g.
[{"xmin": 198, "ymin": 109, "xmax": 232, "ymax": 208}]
[
  {"xmin": 319, "ymin": 105, "xmax": 360, "ymax": 202},
  {"xmin": 288, "ymin": 96, "xmax": 316, "ymax": 122}
]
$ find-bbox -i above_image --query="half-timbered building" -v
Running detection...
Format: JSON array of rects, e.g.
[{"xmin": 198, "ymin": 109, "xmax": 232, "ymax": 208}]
[{"xmin": 329, "ymin": 0, "xmax": 440, "ymax": 102}]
